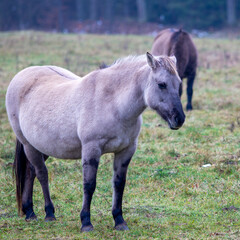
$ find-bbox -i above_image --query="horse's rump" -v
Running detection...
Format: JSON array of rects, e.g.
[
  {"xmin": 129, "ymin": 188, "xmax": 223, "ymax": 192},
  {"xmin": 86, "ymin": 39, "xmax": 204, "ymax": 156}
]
[{"xmin": 6, "ymin": 66, "xmax": 83, "ymax": 159}]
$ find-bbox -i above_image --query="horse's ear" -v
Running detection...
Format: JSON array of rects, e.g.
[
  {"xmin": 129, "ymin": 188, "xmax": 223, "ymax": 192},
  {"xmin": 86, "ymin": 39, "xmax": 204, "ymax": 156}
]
[
  {"xmin": 169, "ymin": 55, "xmax": 177, "ymax": 65},
  {"xmin": 146, "ymin": 52, "xmax": 159, "ymax": 70}
]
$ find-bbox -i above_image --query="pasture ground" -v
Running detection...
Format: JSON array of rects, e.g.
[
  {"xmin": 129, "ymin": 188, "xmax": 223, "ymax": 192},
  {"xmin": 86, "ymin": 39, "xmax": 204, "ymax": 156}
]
[{"xmin": 0, "ymin": 32, "xmax": 239, "ymax": 239}]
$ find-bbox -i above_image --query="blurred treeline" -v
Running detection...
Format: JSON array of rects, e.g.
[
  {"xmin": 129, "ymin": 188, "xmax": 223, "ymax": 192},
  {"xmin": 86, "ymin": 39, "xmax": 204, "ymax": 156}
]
[{"xmin": 0, "ymin": 0, "xmax": 238, "ymax": 31}]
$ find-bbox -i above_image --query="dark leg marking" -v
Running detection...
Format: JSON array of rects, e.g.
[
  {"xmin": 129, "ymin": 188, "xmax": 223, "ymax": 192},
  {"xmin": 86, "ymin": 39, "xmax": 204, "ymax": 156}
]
[
  {"xmin": 22, "ymin": 202, "xmax": 37, "ymax": 221},
  {"xmin": 81, "ymin": 180, "xmax": 96, "ymax": 231},
  {"xmin": 45, "ymin": 204, "xmax": 56, "ymax": 222},
  {"xmin": 112, "ymin": 208, "xmax": 124, "ymax": 226},
  {"xmin": 81, "ymin": 157, "xmax": 99, "ymax": 232},
  {"xmin": 80, "ymin": 211, "xmax": 93, "ymax": 232},
  {"xmin": 112, "ymin": 174, "xmax": 129, "ymax": 230}
]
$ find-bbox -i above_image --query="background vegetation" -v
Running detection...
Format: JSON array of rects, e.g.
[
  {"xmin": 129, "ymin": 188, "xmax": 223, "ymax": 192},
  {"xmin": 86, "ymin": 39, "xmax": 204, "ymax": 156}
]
[
  {"xmin": 0, "ymin": 31, "xmax": 240, "ymax": 239},
  {"xmin": 0, "ymin": 0, "xmax": 239, "ymax": 31}
]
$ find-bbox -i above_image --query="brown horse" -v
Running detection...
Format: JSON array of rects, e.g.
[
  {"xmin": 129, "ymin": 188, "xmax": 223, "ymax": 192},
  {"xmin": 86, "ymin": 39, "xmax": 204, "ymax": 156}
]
[
  {"xmin": 151, "ymin": 28, "xmax": 198, "ymax": 110},
  {"xmin": 6, "ymin": 53, "xmax": 185, "ymax": 232}
]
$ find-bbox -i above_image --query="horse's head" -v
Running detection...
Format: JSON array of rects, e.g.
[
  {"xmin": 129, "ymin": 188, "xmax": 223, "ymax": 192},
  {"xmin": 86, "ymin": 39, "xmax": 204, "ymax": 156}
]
[{"xmin": 145, "ymin": 52, "xmax": 185, "ymax": 130}]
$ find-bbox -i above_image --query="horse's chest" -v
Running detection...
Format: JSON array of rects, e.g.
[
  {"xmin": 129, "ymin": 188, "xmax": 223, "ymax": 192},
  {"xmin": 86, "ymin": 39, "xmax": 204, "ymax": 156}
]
[
  {"xmin": 103, "ymin": 135, "xmax": 130, "ymax": 153},
  {"xmin": 101, "ymin": 124, "xmax": 140, "ymax": 154}
]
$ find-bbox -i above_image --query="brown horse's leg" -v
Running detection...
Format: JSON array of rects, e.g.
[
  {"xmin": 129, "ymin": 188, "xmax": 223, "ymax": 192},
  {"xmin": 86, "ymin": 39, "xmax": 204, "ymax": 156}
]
[
  {"xmin": 179, "ymin": 79, "xmax": 183, "ymax": 97},
  {"xmin": 23, "ymin": 144, "xmax": 55, "ymax": 221},
  {"xmin": 80, "ymin": 143, "xmax": 101, "ymax": 232},
  {"xmin": 186, "ymin": 72, "xmax": 196, "ymax": 111},
  {"xmin": 112, "ymin": 145, "xmax": 136, "ymax": 231}
]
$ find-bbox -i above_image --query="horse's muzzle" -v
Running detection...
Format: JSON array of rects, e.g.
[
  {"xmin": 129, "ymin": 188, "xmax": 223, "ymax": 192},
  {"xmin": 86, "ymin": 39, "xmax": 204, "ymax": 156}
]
[{"xmin": 168, "ymin": 113, "xmax": 185, "ymax": 130}]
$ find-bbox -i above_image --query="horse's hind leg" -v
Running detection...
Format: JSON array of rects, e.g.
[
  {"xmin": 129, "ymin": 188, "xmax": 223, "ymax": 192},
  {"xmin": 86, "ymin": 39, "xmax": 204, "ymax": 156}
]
[
  {"xmin": 22, "ymin": 161, "xmax": 37, "ymax": 221},
  {"xmin": 23, "ymin": 144, "xmax": 55, "ymax": 221},
  {"xmin": 112, "ymin": 145, "xmax": 136, "ymax": 231},
  {"xmin": 22, "ymin": 155, "xmax": 49, "ymax": 221},
  {"xmin": 14, "ymin": 140, "xmax": 37, "ymax": 221},
  {"xmin": 186, "ymin": 71, "xmax": 196, "ymax": 111}
]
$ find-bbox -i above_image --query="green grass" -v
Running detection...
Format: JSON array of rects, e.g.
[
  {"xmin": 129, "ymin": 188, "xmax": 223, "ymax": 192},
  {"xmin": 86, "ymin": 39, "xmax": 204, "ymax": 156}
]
[{"xmin": 0, "ymin": 31, "xmax": 240, "ymax": 239}]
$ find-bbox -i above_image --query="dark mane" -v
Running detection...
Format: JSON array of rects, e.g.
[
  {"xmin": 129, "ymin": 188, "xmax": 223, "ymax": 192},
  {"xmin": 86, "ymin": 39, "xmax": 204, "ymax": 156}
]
[
  {"xmin": 170, "ymin": 29, "xmax": 182, "ymax": 45},
  {"xmin": 169, "ymin": 29, "xmax": 186, "ymax": 55},
  {"xmin": 99, "ymin": 63, "xmax": 110, "ymax": 69}
]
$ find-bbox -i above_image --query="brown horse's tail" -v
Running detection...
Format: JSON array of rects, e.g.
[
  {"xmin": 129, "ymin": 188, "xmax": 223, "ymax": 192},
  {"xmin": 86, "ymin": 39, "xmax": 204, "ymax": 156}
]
[{"xmin": 13, "ymin": 139, "xmax": 29, "ymax": 215}]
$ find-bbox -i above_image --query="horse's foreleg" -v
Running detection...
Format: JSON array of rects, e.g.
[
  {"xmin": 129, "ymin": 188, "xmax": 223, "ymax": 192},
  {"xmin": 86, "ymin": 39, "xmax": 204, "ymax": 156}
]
[
  {"xmin": 23, "ymin": 144, "xmax": 55, "ymax": 221},
  {"xmin": 186, "ymin": 72, "xmax": 196, "ymax": 111},
  {"xmin": 80, "ymin": 144, "xmax": 101, "ymax": 232},
  {"xmin": 112, "ymin": 145, "xmax": 136, "ymax": 231}
]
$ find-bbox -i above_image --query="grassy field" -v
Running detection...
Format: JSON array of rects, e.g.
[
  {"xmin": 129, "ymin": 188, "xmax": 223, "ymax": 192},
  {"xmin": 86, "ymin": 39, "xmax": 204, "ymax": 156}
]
[{"xmin": 0, "ymin": 31, "xmax": 240, "ymax": 239}]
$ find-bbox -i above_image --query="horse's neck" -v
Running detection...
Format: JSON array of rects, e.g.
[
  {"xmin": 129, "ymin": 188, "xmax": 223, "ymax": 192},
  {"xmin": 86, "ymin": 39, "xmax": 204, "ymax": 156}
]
[
  {"xmin": 111, "ymin": 65, "xmax": 149, "ymax": 122},
  {"xmin": 80, "ymin": 63, "xmax": 149, "ymax": 123}
]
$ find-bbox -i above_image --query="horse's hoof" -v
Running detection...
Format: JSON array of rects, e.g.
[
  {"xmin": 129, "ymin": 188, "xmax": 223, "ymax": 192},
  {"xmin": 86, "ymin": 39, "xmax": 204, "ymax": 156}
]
[
  {"xmin": 186, "ymin": 105, "xmax": 193, "ymax": 111},
  {"xmin": 25, "ymin": 214, "xmax": 37, "ymax": 222},
  {"xmin": 45, "ymin": 216, "xmax": 56, "ymax": 222},
  {"xmin": 115, "ymin": 222, "xmax": 129, "ymax": 231},
  {"xmin": 81, "ymin": 224, "xmax": 94, "ymax": 232}
]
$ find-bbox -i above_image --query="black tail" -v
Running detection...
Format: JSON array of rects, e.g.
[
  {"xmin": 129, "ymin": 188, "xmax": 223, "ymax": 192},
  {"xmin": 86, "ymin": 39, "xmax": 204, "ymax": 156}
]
[{"xmin": 13, "ymin": 139, "xmax": 29, "ymax": 215}]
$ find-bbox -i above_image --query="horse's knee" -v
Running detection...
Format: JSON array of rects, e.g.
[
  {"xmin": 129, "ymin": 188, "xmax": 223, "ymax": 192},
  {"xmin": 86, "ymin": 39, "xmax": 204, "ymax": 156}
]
[{"xmin": 82, "ymin": 157, "xmax": 99, "ymax": 195}]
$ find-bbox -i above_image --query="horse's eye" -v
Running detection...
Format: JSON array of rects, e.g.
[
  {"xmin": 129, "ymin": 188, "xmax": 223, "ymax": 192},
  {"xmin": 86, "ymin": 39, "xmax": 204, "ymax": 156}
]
[{"xmin": 158, "ymin": 83, "xmax": 167, "ymax": 89}]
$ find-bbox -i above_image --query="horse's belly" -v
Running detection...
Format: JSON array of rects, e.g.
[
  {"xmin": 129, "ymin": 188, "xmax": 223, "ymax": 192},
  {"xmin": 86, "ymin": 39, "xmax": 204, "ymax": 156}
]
[
  {"xmin": 19, "ymin": 119, "xmax": 82, "ymax": 159},
  {"xmin": 18, "ymin": 135, "xmax": 82, "ymax": 159},
  {"xmin": 27, "ymin": 134, "xmax": 82, "ymax": 159}
]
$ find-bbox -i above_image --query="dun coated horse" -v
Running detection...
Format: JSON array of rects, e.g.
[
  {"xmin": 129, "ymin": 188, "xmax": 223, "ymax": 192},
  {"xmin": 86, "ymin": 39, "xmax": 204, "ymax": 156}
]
[
  {"xmin": 6, "ymin": 52, "xmax": 185, "ymax": 232},
  {"xmin": 151, "ymin": 28, "xmax": 198, "ymax": 110}
]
